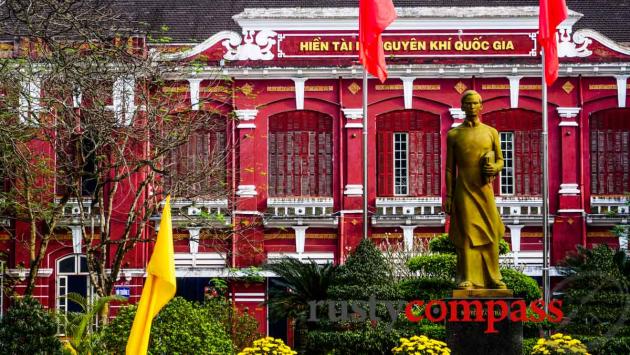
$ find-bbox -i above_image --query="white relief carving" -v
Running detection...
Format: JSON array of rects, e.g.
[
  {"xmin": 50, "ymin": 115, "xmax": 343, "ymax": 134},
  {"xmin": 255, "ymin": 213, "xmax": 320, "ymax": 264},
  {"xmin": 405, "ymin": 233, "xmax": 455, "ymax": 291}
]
[
  {"xmin": 558, "ymin": 28, "xmax": 592, "ymax": 58},
  {"xmin": 223, "ymin": 29, "xmax": 277, "ymax": 61}
]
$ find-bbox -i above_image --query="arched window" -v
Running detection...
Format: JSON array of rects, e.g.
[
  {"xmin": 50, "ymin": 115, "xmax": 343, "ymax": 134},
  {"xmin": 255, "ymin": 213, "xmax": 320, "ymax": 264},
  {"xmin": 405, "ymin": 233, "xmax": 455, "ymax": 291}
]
[
  {"xmin": 376, "ymin": 110, "xmax": 441, "ymax": 196},
  {"xmin": 56, "ymin": 254, "xmax": 90, "ymax": 314},
  {"xmin": 484, "ymin": 109, "xmax": 542, "ymax": 196},
  {"xmin": 590, "ymin": 108, "xmax": 630, "ymax": 195},
  {"xmin": 268, "ymin": 111, "xmax": 333, "ymax": 197}
]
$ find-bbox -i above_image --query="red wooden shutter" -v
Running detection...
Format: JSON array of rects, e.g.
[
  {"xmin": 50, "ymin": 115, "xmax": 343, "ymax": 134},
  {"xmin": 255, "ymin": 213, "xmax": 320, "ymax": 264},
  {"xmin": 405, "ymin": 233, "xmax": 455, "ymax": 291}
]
[
  {"xmin": 377, "ymin": 131, "xmax": 394, "ymax": 196},
  {"xmin": 268, "ymin": 111, "xmax": 333, "ymax": 197},
  {"xmin": 590, "ymin": 108, "xmax": 630, "ymax": 195}
]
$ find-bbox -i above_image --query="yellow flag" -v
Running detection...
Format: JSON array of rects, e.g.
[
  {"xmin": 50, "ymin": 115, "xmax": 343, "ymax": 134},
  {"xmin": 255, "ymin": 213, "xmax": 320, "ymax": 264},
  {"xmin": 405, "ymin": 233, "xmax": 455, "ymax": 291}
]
[{"xmin": 126, "ymin": 196, "xmax": 176, "ymax": 355}]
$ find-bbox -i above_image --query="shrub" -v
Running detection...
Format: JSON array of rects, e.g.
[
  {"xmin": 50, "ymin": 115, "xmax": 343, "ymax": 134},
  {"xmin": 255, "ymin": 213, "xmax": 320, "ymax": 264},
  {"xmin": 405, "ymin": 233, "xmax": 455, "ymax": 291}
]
[
  {"xmin": 204, "ymin": 297, "xmax": 261, "ymax": 351},
  {"xmin": 500, "ymin": 268, "xmax": 542, "ymax": 302},
  {"xmin": 238, "ymin": 337, "xmax": 296, "ymax": 355},
  {"xmin": 0, "ymin": 296, "xmax": 63, "ymax": 354},
  {"xmin": 572, "ymin": 335, "xmax": 630, "ymax": 355},
  {"xmin": 531, "ymin": 333, "xmax": 589, "ymax": 355},
  {"xmin": 96, "ymin": 297, "xmax": 232, "ymax": 354},
  {"xmin": 406, "ymin": 254, "xmax": 456, "ymax": 279},
  {"xmin": 428, "ymin": 233, "xmax": 510, "ymax": 255},
  {"xmin": 398, "ymin": 278, "xmax": 456, "ymax": 301},
  {"xmin": 559, "ymin": 245, "xmax": 630, "ymax": 337},
  {"xmin": 391, "ymin": 335, "xmax": 451, "ymax": 355},
  {"xmin": 305, "ymin": 322, "xmax": 408, "ymax": 355}
]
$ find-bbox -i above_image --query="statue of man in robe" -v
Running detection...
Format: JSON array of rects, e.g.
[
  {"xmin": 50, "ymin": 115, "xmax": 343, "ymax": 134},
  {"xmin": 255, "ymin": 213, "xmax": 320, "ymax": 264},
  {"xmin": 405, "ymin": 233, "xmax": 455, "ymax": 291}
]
[{"xmin": 445, "ymin": 90, "xmax": 507, "ymax": 290}]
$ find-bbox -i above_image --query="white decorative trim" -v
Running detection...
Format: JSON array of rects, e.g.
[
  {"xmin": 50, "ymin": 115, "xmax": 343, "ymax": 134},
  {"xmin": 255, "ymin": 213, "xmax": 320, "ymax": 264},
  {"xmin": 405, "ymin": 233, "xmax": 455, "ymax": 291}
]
[
  {"xmin": 345, "ymin": 122, "xmax": 363, "ymax": 128},
  {"xmin": 339, "ymin": 210, "xmax": 364, "ymax": 214},
  {"xmin": 158, "ymin": 31, "xmax": 240, "ymax": 61},
  {"xmin": 267, "ymin": 252, "xmax": 334, "ymax": 264},
  {"xmin": 112, "ymin": 76, "xmax": 135, "ymax": 126},
  {"xmin": 19, "ymin": 75, "xmax": 42, "ymax": 123},
  {"xmin": 615, "ymin": 75, "xmax": 628, "ymax": 108},
  {"xmin": 342, "ymin": 108, "xmax": 363, "ymax": 120},
  {"xmin": 8, "ymin": 268, "xmax": 53, "ymax": 280},
  {"xmin": 237, "ymin": 123, "xmax": 256, "ymax": 129},
  {"xmin": 449, "ymin": 108, "xmax": 466, "ymax": 119},
  {"xmin": 292, "ymin": 226, "xmax": 308, "ymax": 254},
  {"xmin": 558, "ymin": 121, "xmax": 579, "ymax": 127},
  {"xmin": 400, "ymin": 225, "xmax": 416, "ymax": 252},
  {"xmin": 188, "ymin": 227, "xmax": 201, "ymax": 254},
  {"xmin": 233, "ymin": 7, "xmax": 582, "ymax": 31},
  {"xmin": 401, "ymin": 77, "xmax": 415, "ymax": 109},
  {"xmin": 234, "ymin": 109, "xmax": 258, "ymax": 121},
  {"xmin": 556, "ymin": 107, "xmax": 581, "ymax": 118},
  {"xmin": 508, "ymin": 76, "xmax": 522, "ymax": 108},
  {"xmin": 557, "ymin": 209, "xmax": 585, "ymax": 213},
  {"xmin": 292, "ymin": 77, "xmax": 307, "ymax": 110},
  {"xmin": 558, "ymin": 183, "xmax": 580, "ymax": 195},
  {"xmin": 236, "ymin": 185, "xmax": 257, "ymax": 197},
  {"xmin": 188, "ymin": 78, "xmax": 203, "ymax": 111},
  {"xmin": 223, "ymin": 29, "xmax": 277, "ymax": 61},
  {"xmin": 565, "ymin": 29, "xmax": 630, "ymax": 58},
  {"xmin": 234, "ymin": 210, "xmax": 264, "ymax": 216},
  {"xmin": 558, "ymin": 28, "xmax": 593, "ymax": 58},
  {"xmin": 344, "ymin": 184, "xmax": 364, "ymax": 196}
]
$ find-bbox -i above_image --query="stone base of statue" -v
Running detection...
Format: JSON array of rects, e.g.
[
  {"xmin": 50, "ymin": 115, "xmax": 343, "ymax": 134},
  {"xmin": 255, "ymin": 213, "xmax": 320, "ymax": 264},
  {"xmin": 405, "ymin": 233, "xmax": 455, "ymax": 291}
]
[{"xmin": 446, "ymin": 291, "xmax": 523, "ymax": 355}]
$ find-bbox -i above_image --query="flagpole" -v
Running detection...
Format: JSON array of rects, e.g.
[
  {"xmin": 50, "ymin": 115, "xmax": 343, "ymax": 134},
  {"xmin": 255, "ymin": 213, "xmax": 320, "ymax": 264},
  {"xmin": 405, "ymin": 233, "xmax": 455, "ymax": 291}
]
[
  {"xmin": 362, "ymin": 68, "xmax": 369, "ymax": 240},
  {"xmin": 541, "ymin": 49, "xmax": 551, "ymax": 313}
]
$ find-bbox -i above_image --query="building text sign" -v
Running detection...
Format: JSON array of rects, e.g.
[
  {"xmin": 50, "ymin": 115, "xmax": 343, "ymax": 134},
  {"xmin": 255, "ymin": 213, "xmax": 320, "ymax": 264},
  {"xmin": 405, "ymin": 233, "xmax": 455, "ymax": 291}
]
[{"xmin": 277, "ymin": 32, "xmax": 537, "ymax": 58}]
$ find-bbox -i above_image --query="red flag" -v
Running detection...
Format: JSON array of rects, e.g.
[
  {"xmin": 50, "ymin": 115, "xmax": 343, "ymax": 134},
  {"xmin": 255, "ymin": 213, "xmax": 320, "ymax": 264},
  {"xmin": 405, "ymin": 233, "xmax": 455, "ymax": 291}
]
[
  {"xmin": 359, "ymin": 0, "xmax": 397, "ymax": 83},
  {"xmin": 539, "ymin": 0, "xmax": 568, "ymax": 85}
]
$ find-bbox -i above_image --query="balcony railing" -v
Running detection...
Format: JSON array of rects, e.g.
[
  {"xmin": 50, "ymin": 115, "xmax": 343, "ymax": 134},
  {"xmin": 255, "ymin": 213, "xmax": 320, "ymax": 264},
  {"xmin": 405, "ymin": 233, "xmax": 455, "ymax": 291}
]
[
  {"xmin": 372, "ymin": 197, "xmax": 444, "ymax": 226},
  {"xmin": 587, "ymin": 196, "xmax": 629, "ymax": 226},
  {"xmin": 495, "ymin": 197, "xmax": 543, "ymax": 225},
  {"xmin": 56, "ymin": 197, "xmax": 101, "ymax": 226},
  {"xmin": 168, "ymin": 199, "xmax": 231, "ymax": 228},
  {"xmin": 264, "ymin": 197, "xmax": 337, "ymax": 228}
]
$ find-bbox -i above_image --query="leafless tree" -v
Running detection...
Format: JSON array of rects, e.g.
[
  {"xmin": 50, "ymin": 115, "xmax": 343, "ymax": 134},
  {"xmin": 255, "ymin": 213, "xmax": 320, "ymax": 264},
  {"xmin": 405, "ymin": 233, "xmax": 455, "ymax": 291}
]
[{"xmin": 0, "ymin": 0, "xmax": 233, "ymax": 305}]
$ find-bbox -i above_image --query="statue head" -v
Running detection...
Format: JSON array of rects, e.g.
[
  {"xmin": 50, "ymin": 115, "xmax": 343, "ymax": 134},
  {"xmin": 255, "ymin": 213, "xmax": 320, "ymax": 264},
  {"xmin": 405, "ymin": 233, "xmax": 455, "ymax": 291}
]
[{"xmin": 461, "ymin": 90, "xmax": 483, "ymax": 121}]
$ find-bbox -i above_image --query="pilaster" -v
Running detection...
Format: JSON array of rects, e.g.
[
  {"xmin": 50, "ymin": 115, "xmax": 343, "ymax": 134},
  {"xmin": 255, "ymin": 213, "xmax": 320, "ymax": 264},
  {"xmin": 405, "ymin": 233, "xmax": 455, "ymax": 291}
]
[{"xmin": 342, "ymin": 108, "xmax": 364, "ymax": 210}]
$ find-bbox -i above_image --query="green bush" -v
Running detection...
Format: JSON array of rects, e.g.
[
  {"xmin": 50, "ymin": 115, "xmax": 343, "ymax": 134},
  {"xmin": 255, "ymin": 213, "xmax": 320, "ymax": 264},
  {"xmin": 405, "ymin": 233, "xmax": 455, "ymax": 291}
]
[
  {"xmin": 523, "ymin": 338, "xmax": 538, "ymax": 355},
  {"xmin": 572, "ymin": 335, "xmax": 630, "ymax": 355},
  {"xmin": 305, "ymin": 322, "xmax": 408, "ymax": 355},
  {"xmin": 407, "ymin": 254, "xmax": 456, "ymax": 279},
  {"xmin": 0, "ymin": 296, "xmax": 63, "ymax": 354},
  {"xmin": 330, "ymin": 239, "xmax": 401, "ymax": 300},
  {"xmin": 559, "ymin": 245, "xmax": 630, "ymax": 337},
  {"xmin": 96, "ymin": 297, "xmax": 233, "ymax": 354},
  {"xmin": 428, "ymin": 233, "xmax": 510, "ymax": 255},
  {"xmin": 398, "ymin": 278, "xmax": 456, "ymax": 301},
  {"xmin": 500, "ymin": 268, "xmax": 542, "ymax": 302}
]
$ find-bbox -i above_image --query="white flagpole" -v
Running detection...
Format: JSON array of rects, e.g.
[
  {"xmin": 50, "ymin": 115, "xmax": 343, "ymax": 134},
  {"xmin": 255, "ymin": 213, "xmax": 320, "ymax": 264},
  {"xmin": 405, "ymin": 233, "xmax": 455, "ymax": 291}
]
[
  {"xmin": 541, "ymin": 49, "xmax": 551, "ymax": 312},
  {"xmin": 362, "ymin": 68, "xmax": 369, "ymax": 239}
]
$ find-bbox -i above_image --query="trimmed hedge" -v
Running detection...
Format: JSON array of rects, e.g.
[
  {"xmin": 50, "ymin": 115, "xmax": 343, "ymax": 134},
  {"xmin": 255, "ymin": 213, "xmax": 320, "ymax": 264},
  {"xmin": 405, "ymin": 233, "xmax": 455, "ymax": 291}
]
[
  {"xmin": 501, "ymin": 268, "xmax": 542, "ymax": 302},
  {"xmin": 428, "ymin": 233, "xmax": 510, "ymax": 255},
  {"xmin": 406, "ymin": 254, "xmax": 456, "ymax": 279}
]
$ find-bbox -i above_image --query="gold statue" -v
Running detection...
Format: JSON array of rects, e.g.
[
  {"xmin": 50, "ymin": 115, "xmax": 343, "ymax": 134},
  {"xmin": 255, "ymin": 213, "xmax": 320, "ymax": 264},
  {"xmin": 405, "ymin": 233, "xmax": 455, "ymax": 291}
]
[{"xmin": 445, "ymin": 90, "xmax": 506, "ymax": 290}]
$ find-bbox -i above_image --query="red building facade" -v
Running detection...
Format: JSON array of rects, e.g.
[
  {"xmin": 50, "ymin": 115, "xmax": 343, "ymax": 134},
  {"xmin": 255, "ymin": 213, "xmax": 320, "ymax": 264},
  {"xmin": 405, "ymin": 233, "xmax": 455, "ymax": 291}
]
[{"xmin": 3, "ymin": 5, "xmax": 630, "ymax": 336}]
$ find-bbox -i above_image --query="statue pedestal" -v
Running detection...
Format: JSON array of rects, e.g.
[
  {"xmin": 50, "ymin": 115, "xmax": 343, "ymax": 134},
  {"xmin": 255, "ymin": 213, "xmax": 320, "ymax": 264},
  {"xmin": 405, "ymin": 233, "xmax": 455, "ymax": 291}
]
[{"xmin": 446, "ymin": 292, "xmax": 523, "ymax": 355}]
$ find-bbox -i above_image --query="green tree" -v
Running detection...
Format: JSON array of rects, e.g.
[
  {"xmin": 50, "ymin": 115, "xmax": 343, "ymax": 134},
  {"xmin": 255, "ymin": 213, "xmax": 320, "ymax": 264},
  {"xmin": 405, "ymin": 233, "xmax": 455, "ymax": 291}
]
[
  {"xmin": 96, "ymin": 297, "xmax": 232, "ymax": 354},
  {"xmin": 559, "ymin": 245, "xmax": 630, "ymax": 338},
  {"xmin": 265, "ymin": 258, "xmax": 338, "ymax": 352},
  {"xmin": 0, "ymin": 296, "xmax": 63, "ymax": 354},
  {"xmin": 61, "ymin": 292, "xmax": 126, "ymax": 354}
]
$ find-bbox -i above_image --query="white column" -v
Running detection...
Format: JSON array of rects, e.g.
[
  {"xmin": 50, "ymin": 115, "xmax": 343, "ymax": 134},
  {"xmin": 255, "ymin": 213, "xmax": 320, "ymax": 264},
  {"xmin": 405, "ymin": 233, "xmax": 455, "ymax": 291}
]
[
  {"xmin": 292, "ymin": 226, "xmax": 309, "ymax": 254},
  {"xmin": 188, "ymin": 227, "xmax": 201, "ymax": 254},
  {"xmin": 19, "ymin": 75, "xmax": 41, "ymax": 123},
  {"xmin": 70, "ymin": 226, "xmax": 82, "ymax": 254},
  {"xmin": 292, "ymin": 78, "xmax": 307, "ymax": 110},
  {"xmin": 400, "ymin": 226, "xmax": 417, "ymax": 253},
  {"xmin": 188, "ymin": 78, "xmax": 203, "ymax": 111},
  {"xmin": 508, "ymin": 76, "xmax": 523, "ymax": 108},
  {"xmin": 507, "ymin": 225, "xmax": 524, "ymax": 266},
  {"xmin": 401, "ymin": 77, "xmax": 415, "ymax": 109},
  {"xmin": 615, "ymin": 75, "xmax": 628, "ymax": 108}
]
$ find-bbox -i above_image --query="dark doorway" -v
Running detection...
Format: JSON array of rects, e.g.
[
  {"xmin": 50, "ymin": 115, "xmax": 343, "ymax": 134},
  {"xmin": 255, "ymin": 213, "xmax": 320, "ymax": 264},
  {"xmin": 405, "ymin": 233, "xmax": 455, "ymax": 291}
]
[{"xmin": 176, "ymin": 277, "xmax": 211, "ymax": 302}]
